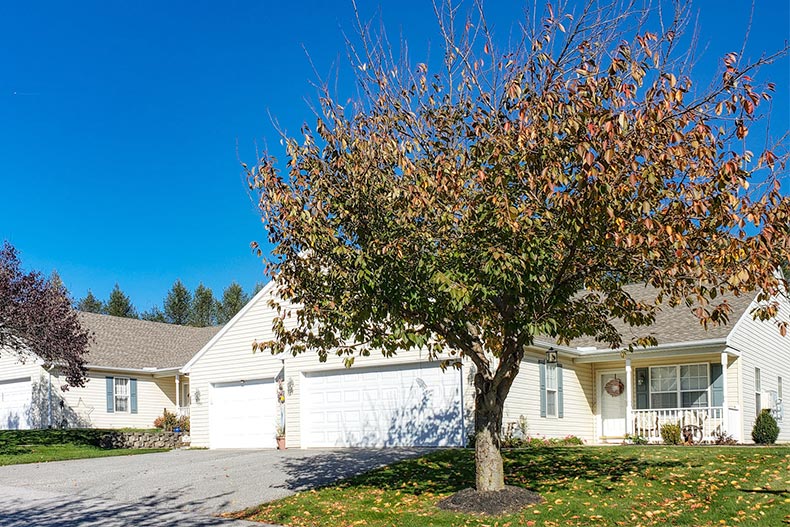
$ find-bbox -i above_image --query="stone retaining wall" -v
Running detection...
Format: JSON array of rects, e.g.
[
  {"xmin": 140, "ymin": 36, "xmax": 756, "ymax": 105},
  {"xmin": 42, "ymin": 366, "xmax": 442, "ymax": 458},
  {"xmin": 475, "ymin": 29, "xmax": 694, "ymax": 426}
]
[{"xmin": 99, "ymin": 431, "xmax": 186, "ymax": 450}]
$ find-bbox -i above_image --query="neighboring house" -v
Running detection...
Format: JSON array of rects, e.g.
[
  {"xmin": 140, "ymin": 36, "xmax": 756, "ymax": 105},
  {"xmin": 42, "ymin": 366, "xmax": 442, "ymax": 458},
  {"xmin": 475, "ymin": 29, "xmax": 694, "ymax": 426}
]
[
  {"xmin": 0, "ymin": 313, "xmax": 220, "ymax": 430},
  {"xmin": 184, "ymin": 281, "xmax": 789, "ymax": 448}
]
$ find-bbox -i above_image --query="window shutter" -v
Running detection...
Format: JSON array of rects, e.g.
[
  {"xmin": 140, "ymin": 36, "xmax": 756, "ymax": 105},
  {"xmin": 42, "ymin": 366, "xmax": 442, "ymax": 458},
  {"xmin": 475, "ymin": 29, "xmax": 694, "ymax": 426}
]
[
  {"xmin": 710, "ymin": 363, "xmax": 724, "ymax": 408},
  {"xmin": 635, "ymin": 368, "xmax": 649, "ymax": 409},
  {"xmin": 106, "ymin": 377, "xmax": 114, "ymax": 413},
  {"xmin": 557, "ymin": 363, "xmax": 564, "ymax": 418},
  {"xmin": 130, "ymin": 378, "xmax": 138, "ymax": 414},
  {"xmin": 539, "ymin": 360, "xmax": 547, "ymax": 418}
]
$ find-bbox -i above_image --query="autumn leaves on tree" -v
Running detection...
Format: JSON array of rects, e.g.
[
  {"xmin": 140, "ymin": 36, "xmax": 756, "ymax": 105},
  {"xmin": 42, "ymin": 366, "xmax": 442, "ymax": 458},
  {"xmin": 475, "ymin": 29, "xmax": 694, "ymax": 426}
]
[{"xmin": 248, "ymin": 0, "xmax": 788, "ymax": 493}]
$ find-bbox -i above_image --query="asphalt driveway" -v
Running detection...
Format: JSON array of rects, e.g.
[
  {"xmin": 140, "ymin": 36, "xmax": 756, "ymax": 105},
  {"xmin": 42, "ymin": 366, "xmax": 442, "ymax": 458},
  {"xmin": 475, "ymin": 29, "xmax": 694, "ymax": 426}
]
[{"xmin": 0, "ymin": 448, "xmax": 425, "ymax": 526}]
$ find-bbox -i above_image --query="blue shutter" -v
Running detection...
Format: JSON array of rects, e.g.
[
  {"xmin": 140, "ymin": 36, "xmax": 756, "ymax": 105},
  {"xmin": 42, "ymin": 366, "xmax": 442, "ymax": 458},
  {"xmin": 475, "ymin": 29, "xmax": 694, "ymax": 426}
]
[
  {"xmin": 710, "ymin": 363, "xmax": 724, "ymax": 408},
  {"xmin": 635, "ymin": 368, "xmax": 649, "ymax": 409},
  {"xmin": 106, "ymin": 377, "xmax": 114, "ymax": 413},
  {"xmin": 557, "ymin": 363, "xmax": 564, "ymax": 418},
  {"xmin": 539, "ymin": 360, "xmax": 547, "ymax": 418},
  {"xmin": 130, "ymin": 378, "xmax": 138, "ymax": 414}
]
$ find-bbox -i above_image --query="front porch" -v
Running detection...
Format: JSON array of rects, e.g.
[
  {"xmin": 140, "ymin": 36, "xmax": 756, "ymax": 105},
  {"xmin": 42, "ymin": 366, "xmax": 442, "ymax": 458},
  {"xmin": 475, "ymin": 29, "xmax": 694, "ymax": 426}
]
[{"xmin": 584, "ymin": 347, "xmax": 741, "ymax": 443}]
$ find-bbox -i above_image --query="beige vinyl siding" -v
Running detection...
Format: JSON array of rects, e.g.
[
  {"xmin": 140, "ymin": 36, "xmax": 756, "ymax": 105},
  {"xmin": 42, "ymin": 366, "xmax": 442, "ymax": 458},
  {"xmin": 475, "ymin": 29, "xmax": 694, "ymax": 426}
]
[
  {"xmin": 285, "ymin": 348, "xmax": 470, "ymax": 448},
  {"xmin": 503, "ymin": 351, "xmax": 595, "ymax": 443},
  {"xmin": 727, "ymin": 291, "xmax": 790, "ymax": 443},
  {"xmin": 0, "ymin": 351, "xmax": 43, "ymax": 381},
  {"xmin": 49, "ymin": 369, "xmax": 176, "ymax": 429},
  {"xmin": 187, "ymin": 287, "xmax": 286, "ymax": 448}
]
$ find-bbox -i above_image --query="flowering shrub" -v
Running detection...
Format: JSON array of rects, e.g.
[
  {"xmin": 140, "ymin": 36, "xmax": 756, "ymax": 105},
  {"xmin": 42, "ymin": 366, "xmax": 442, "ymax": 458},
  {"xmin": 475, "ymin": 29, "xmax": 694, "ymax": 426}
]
[{"xmin": 153, "ymin": 409, "xmax": 189, "ymax": 433}]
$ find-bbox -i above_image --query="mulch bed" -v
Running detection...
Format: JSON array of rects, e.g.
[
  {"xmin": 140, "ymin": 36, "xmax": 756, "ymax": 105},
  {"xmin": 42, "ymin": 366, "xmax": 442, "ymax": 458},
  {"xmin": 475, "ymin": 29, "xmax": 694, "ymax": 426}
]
[{"xmin": 436, "ymin": 485, "xmax": 543, "ymax": 516}]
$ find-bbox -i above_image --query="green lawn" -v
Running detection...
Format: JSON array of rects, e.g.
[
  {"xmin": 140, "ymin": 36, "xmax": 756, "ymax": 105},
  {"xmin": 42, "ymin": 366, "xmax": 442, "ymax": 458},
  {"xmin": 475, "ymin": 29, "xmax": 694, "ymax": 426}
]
[
  {"xmin": 227, "ymin": 446, "xmax": 790, "ymax": 527},
  {"xmin": 0, "ymin": 444, "xmax": 168, "ymax": 466}
]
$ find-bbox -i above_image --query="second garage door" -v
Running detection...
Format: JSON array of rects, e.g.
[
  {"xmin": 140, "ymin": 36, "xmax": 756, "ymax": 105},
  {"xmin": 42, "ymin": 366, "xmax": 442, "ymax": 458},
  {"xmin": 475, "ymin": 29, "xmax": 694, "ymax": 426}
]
[
  {"xmin": 303, "ymin": 363, "xmax": 464, "ymax": 447},
  {"xmin": 209, "ymin": 379, "xmax": 277, "ymax": 448},
  {"xmin": 0, "ymin": 377, "xmax": 32, "ymax": 430}
]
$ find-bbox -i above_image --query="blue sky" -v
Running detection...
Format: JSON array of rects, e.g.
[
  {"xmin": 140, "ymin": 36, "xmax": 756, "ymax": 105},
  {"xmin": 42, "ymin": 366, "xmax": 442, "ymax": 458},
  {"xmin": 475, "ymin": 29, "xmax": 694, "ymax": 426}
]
[{"xmin": 1, "ymin": 1, "xmax": 787, "ymax": 312}]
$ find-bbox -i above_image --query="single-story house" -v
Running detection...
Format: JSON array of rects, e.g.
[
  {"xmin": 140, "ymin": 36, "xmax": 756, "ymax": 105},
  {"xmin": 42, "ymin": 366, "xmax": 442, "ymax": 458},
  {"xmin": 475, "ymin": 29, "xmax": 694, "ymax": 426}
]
[
  {"xmin": 0, "ymin": 313, "xmax": 220, "ymax": 430},
  {"xmin": 183, "ymin": 281, "xmax": 789, "ymax": 448}
]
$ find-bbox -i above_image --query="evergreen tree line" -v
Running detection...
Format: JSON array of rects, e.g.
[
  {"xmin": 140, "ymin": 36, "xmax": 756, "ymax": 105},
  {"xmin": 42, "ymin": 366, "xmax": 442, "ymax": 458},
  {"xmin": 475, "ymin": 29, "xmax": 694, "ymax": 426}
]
[{"xmin": 75, "ymin": 280, "xmax": 265, "ymax": 326}]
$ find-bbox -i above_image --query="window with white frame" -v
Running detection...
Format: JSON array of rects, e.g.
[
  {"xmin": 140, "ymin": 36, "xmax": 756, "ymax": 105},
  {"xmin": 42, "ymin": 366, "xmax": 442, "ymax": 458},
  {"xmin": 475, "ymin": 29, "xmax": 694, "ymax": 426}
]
[
  {"xmin": 545, "ymin": 363, "xmax": 558, "ymax": 417},
  {"xmin": 114, "ymin": 377, "xmax": 130, "ymax": 412},
  {"xmin": 755, "ymin": 368, "xmax": 761, "ymax": 415},
  {"xmin": 680, "ymin": 364, "xmax": 709, "ymax": 408},
  {"xmin": 649, "ymin": 364, "xmax": 710, "ymax": 409},
  {"xmin": 650, "ymin": 366, "xmax": 678, "ymax": 408}
]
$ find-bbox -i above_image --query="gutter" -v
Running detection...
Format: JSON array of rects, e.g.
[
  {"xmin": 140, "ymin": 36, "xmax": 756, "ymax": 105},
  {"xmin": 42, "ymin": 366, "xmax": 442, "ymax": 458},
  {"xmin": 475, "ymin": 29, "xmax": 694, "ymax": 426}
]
[
  {"xmin": 527, "ymin": 337, "xmax": 732, "ymax": 363},
  {"xmin": 85, "ymin": 364, "xmax": 183, "ymax": 377}
]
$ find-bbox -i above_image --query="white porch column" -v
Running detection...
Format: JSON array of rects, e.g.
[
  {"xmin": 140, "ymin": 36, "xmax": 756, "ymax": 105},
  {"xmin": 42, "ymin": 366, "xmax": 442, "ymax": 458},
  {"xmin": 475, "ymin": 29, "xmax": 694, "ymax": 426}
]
[
  {"xmin": 175, "ymin": 373, "xmax": 181, "ymax": 409},
  {"xmin": 721, "ymin": 352, "xmax": 729, "ymax": 432},
  {"xmin": 625, "ymin": 357, "xmax": 633, "ymax": 435}
]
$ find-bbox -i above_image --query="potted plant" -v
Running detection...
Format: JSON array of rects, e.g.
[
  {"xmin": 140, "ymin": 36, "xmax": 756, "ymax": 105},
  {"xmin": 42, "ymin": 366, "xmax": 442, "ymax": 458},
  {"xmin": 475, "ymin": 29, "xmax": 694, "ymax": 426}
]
[{"xmin": 276, "ymin": 422, "xmax": 286, "ymax": 450}]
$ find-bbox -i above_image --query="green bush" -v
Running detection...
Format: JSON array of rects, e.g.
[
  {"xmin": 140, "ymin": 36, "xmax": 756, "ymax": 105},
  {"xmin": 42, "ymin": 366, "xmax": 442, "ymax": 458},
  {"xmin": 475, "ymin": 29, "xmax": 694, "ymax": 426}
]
[
  {"xmin": 660, "ymin": 423, "xmax": 682, "ymax": 445},
  {"xmin": 624, "ymin": 434, "xmax": 649, "ymax": 445},
  {"xmin": 751, "ymin": 409, "xmax": 779, "ymax": 445}
]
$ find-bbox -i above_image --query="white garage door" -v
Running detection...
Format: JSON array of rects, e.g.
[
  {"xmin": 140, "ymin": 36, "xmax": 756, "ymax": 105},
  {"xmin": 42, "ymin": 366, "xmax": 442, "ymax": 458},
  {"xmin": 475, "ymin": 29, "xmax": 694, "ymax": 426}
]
[
  {"xmin": 209, "ymin": 379, "xmax": 277, "ymax": 448},
  {"xmin": 0, "ymin": 377, "xmax": 32, "ymax": 430},
  {"xmin": 303, "ymin": 363, "xmax": 464, "ymax": 447}
]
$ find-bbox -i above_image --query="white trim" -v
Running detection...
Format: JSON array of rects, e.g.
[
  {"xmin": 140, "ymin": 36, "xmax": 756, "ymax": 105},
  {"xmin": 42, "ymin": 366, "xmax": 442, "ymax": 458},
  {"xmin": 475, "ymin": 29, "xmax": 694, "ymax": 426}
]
[
  {"xmin": 113, "ymin": 376, "xmax": 130, "ymax": 413},
  {"xmin": 575, "ymin": 341, "xmax": 732, "ymax": 363},
  {"xmin": 181, "ymin": 279, "xmax": 280, "ymax": 373},
  {"xmin": 625, "ymin": 358, "xmax": 633, "ymax": 434},
  {"xmin": 86, "ymin": 365, "xmax": 180, "ymax": 376}
]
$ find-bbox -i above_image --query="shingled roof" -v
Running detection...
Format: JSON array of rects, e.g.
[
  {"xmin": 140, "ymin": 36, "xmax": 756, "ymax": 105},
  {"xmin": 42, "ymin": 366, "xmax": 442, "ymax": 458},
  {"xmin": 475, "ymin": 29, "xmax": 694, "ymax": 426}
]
[
  {"xmin": 552, "ymin": 284, "xmax": 757, "ymax": 350},
  {"xmin": 77, "ymin": 312, "xmax": 222, "ymax": 370}
]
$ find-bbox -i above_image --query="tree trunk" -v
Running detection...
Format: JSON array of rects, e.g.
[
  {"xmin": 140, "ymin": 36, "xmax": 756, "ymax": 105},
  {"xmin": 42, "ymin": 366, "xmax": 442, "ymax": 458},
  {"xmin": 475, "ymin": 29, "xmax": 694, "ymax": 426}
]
[{"xmin": 474, "ymin": 372, "xmax": 506, "ymax": 492}]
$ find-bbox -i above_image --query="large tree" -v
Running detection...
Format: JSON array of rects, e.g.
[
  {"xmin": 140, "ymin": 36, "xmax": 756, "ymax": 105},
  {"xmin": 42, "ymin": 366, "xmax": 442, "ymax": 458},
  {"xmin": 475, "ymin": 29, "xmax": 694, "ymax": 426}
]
[
  {"xmin": 164, "ymin": 279, "xmax": 192, "ymax": 325},
  {"xmin": 0, "ymin": 242, "xmax": 90, "ymax": 387},
  {"xmin": 189, "ymin": 283, "xmax": 217, "ymax": 327},
  {"xmin": 218, "ymin": 282, "xmax": 249, "ymax": 324},
  {"xmin": 248, "ymin": 1, "xmax": 789, "ymax": 492},
  {"xmin": 76, "ymin": 290, "xmax": 105, "ymax": 314}
]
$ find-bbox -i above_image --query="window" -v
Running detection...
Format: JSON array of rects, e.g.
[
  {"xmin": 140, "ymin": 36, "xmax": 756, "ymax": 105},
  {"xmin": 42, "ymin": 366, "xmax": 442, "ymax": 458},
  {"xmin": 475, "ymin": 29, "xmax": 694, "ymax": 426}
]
[
  {"xmin": 649, "ymin": 364, "xmax": 710, "ymax": 409},
  {"xmin": 680, "ymin": 364, "xmax": 709, "ymax": 408},
  {"xmin": 545, "ymin": 363, "xmax": 558, "ymax": 417},
  {"xmin": 755, "ymin": 368, "xmax": 761, "ymax": 415},
  {"xmin": 114, "ymin": 377, "xmax": 130, "ymax": 412},
  {"xmin": 650, "ymin": 366, "xmax": 678, "ymax": 409}
]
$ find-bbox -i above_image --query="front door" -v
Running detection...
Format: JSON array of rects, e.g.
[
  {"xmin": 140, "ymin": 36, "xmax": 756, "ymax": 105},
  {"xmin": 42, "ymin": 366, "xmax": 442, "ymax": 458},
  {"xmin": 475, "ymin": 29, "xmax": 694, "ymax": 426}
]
[{"xmin": 600, "ymin": 371, "xmax": 627, "ymax": 438}]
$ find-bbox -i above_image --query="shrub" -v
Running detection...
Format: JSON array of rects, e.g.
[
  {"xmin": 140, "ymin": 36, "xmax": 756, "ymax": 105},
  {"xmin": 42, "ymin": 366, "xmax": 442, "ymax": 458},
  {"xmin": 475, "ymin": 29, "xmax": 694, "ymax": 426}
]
[
  {"xmin": 624, "ymin": 434, "xmax": 649, "ymax": 445},
  {"xmin": 713, "ymin": 430, "xmax": 737, "ymax": 445},
  {"xmin": 660, "ymin": 423, "xmax": 682, "ymax": 445},
  {"xmin": 751, "ymin": 409, "xmax": 779, "ymax": 445},
  {"xmin": 153, "ymin": 409, "xmax": 189, "ymax": 432}
]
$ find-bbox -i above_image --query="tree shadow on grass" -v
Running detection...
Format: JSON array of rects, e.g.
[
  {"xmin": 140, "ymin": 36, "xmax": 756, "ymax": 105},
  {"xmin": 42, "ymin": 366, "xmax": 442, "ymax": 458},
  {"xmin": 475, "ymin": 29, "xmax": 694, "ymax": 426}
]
[
  {"xmin": 276, "ymin": 447, "xmax": 686, "ymax": 498},
  {"xmin": 0, "ymin": 486, "xmax": 251, "ymax": 527}
]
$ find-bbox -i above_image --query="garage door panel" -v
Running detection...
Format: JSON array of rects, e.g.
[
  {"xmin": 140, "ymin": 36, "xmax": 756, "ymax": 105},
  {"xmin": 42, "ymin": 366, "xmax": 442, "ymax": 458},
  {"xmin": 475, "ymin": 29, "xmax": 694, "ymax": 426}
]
[
  {"xmin": 304, "ymin": 364, "xmax": 463, "ymax": 448},
  {"xmin": 0, "ymin": 378, "xmax": 32, "ymax": 430},
  {"xmin": 210, "ymin": 379, "xmax": 276, "ymax": 449}
]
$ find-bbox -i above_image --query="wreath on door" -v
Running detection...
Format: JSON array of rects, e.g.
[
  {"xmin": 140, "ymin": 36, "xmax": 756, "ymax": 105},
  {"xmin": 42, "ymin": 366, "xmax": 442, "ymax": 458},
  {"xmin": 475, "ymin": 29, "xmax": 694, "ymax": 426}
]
[{"xmin": 605, "ymin": 378, "xmax": 625, "ymax": 397}]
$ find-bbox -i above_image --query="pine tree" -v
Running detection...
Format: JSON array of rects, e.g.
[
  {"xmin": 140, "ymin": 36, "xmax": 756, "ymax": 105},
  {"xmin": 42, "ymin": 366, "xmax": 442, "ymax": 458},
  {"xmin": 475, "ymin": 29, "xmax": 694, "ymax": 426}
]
[
  {"xmin": 76, "ymin": 290, "xmax": 105, "ymax": 313},
  {"xmin": 218, "ymin": 282, "xmax": 249, "ymax": 324},
  {"xmin": 106, "ymin": 284, "xmax": 137, "ymax": 318},
  {"xmin": 164, "ymin": 279, "xmax": 191, "ymax": 325},
  {"xmin": 190, "ymin": 283, "xmax": 216, "ymax": 327},
  {"xmin": 141, "ymin": 305, "xmax": 167, "ymax": 323},
  {"xmin": 252, "ymin": 282, "xmax": 266, "ymax": 296}
]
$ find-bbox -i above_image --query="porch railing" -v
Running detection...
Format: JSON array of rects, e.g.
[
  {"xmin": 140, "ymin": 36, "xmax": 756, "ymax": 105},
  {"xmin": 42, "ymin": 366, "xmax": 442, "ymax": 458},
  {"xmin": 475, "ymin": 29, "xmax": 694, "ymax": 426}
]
[
  {"xmin": 632, "ymin": 407, "xmax": 724, "ymax": 443},
  {"xmin": 177, "ymin": 406, "xmax": 190, "ymax": 418}
]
